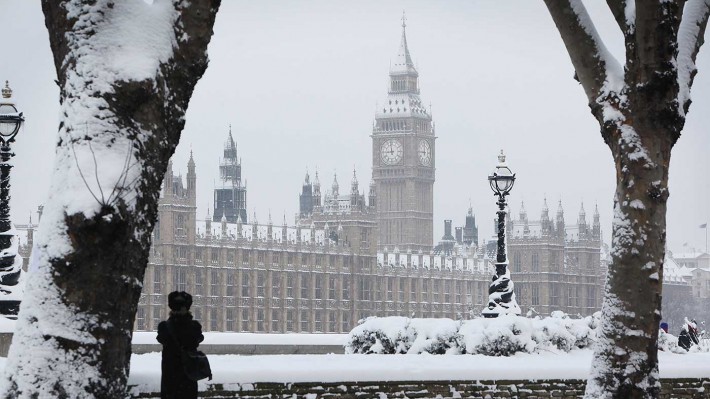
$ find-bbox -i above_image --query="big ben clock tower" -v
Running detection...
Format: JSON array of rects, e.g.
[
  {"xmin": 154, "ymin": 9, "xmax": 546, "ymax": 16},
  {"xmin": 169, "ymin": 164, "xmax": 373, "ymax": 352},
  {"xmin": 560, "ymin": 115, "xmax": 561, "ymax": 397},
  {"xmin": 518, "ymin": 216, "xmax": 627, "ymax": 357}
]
[{"xmin": 372, "ymin": 15, "xmax": 435, "ymax": 252}]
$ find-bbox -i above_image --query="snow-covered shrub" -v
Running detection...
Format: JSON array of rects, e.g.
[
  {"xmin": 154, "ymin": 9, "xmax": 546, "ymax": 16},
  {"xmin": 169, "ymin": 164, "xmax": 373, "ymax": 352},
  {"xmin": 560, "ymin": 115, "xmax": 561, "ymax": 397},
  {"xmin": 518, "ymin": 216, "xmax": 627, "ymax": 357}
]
[
  {"xmin": 407, "ymin": 318, "xmax": 462, "ymax": 354},
  {"xmin": 460, "ymin": 315, "xmax": 535, "ymax": 356},
  {"xmin": 530, "ymin": 311, "xmax": 598, "ymax": 352},
  {"xmin": 345, "ymin": 312, "xmax": 600, "ymax": 356},
  {"xmin": 345, "ymin": 316, "xmax": 412, "ymax": 354}
]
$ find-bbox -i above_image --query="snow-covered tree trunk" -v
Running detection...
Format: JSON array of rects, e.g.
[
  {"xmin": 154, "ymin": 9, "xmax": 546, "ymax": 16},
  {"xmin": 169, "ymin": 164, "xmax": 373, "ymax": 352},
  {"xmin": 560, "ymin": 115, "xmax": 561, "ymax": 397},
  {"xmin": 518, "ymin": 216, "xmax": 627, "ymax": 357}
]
[
  {"xmin": 543, "ymin": 1, "xmax": 709, "ymax": 398},
  {"xmin": 0, "ymin": 1, "xmax": 220, "ymax": 397}
]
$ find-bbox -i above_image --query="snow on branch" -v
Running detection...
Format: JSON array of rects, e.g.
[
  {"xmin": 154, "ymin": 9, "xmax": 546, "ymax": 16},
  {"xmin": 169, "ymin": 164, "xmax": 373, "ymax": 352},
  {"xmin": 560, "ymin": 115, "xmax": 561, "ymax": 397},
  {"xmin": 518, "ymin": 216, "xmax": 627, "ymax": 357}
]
[
  {"xmin": 543, "ymin": 0, "xmax": 624, "ymax": 116},
  {"xmin": 606, "ymin": 0, "xmax": 636, "ymax": 35},
  {"xmin": 677, "ymin": 0, "xmax": 710, "ymax": 116}
]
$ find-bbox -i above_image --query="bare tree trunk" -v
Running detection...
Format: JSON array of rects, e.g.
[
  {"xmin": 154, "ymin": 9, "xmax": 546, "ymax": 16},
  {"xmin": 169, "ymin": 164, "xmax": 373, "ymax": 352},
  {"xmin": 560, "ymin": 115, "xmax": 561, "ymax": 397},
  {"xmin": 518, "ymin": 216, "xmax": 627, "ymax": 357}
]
[
  {"xmin": 0, "ymin": 1, "xmax": 220, "ymax": 397},
  {"xmin": 543, "ymin": 0, "xmax": 710, "ymax": 397}
]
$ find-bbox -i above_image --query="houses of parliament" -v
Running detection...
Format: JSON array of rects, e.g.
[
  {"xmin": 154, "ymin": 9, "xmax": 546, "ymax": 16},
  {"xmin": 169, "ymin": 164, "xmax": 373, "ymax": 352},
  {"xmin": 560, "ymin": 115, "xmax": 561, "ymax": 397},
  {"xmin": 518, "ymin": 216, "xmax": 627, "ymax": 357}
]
[{"xmin": 135, "ymin": 20, "xmax": 605, "ymax": 333}]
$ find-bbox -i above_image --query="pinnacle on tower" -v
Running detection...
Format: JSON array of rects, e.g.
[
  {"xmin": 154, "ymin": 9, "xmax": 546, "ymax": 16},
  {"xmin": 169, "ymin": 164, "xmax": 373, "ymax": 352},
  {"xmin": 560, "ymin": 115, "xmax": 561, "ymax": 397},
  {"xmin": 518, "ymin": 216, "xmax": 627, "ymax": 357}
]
[
  {"xmin": 579, "ymin": 202, "xmax": 587, "ymax": 224},
  {"xmin": 391, "ymin": 11, "xmax": 416, "ymax": 75},
  {"xmin": 332, "ymin": 172, "xmax": 339, "ymax": 196},
  {"xmin": 188, "ymin": 149, "xmax": 195, "ymax": 168},
  {"xmin": 541, "ymin": 197, "xmax": 550, "ymax": 220}
]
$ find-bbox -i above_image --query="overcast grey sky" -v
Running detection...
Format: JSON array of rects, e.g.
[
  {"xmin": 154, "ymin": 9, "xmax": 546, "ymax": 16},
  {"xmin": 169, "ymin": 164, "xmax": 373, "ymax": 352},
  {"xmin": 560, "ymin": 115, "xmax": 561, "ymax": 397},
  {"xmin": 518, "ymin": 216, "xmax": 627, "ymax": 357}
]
[{"xmin": 0, "ymin": 1, "xmax": 708, "ymax": 253}]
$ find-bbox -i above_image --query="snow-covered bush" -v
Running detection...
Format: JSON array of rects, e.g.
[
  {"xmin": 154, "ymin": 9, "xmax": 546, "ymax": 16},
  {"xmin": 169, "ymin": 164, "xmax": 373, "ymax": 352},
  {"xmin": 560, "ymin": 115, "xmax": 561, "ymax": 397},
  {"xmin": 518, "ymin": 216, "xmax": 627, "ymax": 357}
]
[
  {"xmin": 459, "ymin": 315, "xmax": 535, "ymax": 356},
  {"xmin": 407, "ymin": 318, "xmax": 462, "ymax": 354},
  {"xmin": 530, "ymin": 311, "xmax": 598, "ymax": 352},
  {"xmin": 345, "ymin": 316, "xmax": 412, "ymax": 354},
  {"xmin": 345, "ymin": 312, "xmax": 601, "ymax": 356}
]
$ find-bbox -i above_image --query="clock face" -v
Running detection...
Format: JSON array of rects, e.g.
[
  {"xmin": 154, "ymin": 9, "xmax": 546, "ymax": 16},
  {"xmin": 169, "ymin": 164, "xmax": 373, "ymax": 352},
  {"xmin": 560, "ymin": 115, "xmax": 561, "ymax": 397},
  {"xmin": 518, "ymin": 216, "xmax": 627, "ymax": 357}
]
[
  {"xmin": 380, "ymin": 139, "xmax": 403, "ymax": 165},
  {"xmin": 418, "ymin": 139, "xmax": 432, "ymax": 166}
]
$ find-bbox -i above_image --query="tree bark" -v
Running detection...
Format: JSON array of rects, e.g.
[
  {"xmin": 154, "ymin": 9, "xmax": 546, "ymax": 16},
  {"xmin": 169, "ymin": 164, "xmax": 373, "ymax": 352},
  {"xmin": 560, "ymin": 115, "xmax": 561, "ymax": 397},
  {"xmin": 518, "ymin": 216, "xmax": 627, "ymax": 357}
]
[
  {"xmin": 543, "ymin": 1, "xmax": 710, "ymax": 398},
  {"xmin": 1, "ymin": 1, "xmax": 220, "ymax": 397}
]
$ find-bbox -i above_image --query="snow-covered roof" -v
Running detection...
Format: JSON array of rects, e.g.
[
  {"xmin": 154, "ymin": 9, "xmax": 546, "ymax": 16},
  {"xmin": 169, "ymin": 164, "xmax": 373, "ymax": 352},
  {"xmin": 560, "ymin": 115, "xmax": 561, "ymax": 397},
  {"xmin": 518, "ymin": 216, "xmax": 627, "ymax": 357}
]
[
  {"xmin": 197, "ymin": 221, "xmax": 328, "ymax": 245},
  {"xmin": 664, "ymin": 255, "xmax": 693, "ymax": 284},
  {"xmin": 672, "ymin": 252, "xmax": 710, "ymax": 260},
  {"xmin": 376, "ymin": 251, "xmax": 489, "ymax": 274},
  {"xmin": 376, "ymin": 93, "xmax": 430, "ymax": 119}
]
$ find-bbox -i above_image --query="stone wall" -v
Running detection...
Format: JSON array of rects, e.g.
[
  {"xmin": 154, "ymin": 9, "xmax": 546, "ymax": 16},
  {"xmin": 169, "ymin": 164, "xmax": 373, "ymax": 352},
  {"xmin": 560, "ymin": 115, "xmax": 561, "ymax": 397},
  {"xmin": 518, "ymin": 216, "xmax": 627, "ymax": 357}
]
[{"xmin": 130, "ymin": 379, "xmax": 710, "ymax": 398}]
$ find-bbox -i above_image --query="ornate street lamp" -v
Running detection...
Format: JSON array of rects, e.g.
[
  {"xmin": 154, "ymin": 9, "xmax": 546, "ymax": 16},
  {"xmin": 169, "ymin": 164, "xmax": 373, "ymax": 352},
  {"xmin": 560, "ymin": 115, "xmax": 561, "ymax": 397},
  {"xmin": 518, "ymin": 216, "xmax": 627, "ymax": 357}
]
[
  {"xmin": 0, "ymin": 81, "xmax": 24, "ymax": 316},
  {"xmin": 482, "ymin": 150, "xmax": 521, "ymax": 318}
]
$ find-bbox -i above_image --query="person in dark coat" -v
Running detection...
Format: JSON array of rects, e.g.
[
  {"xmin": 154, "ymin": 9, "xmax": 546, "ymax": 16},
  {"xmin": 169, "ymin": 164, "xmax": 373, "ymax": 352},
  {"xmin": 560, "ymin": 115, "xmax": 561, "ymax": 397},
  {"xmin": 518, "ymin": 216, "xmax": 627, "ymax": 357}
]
[
  {"xmin": 678, "ymin": 319, "xmax": 700, "ymax": 351},
  {"xmin": 157, "ymin": 291, "xmax": 205, "ymax": 399}
]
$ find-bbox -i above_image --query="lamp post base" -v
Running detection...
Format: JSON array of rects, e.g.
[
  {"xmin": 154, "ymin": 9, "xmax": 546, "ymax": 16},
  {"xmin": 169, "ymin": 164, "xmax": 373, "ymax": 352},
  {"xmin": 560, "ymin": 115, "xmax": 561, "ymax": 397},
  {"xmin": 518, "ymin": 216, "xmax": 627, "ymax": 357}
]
[{"xmin": 482, "ymin": 262, "xmax": 521, "ymax": 318}]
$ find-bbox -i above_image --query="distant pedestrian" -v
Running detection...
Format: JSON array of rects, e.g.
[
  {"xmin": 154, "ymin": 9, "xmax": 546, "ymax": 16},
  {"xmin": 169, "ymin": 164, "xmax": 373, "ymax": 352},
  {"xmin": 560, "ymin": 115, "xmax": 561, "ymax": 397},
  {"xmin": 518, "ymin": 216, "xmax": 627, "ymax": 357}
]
[
  {"xmin": 157, "ymin": 291, "xmax": 205, "ymax": 399},
  {"xmin": 678, "ymin": 319, "xmax": 699, "ymax": 351},
  {"xmin": 660, "ymin": 322, "xmax": 668, "ymax": 333}
]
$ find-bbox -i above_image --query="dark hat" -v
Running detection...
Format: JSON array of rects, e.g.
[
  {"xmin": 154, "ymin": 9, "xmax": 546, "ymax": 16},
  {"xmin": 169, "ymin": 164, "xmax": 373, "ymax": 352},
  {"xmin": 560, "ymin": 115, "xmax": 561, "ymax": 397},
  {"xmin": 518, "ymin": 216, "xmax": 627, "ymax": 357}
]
[{"xmin": 168, "ymin": 291, "xmax": 192, "ymax": 311}]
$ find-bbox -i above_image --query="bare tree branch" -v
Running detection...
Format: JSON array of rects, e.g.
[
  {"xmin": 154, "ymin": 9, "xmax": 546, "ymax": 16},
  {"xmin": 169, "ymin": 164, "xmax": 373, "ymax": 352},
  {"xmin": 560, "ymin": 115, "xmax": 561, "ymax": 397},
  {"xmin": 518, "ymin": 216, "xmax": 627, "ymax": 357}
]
[
  {"xmin": 543, "ymin": 0, "xmax": 623, "ymax": 120},
  {"xmin": 678, "ymin": 0, "xmax": 710, "ymax": 114}
]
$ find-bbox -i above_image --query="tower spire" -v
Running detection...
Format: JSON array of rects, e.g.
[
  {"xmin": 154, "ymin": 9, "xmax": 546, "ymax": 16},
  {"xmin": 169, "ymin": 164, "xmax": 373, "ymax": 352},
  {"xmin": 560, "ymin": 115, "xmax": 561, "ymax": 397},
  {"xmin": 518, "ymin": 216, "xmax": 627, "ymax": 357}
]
[{"xmin": 392, "ymin": 12, "xmax": 416, "ymax": 74}]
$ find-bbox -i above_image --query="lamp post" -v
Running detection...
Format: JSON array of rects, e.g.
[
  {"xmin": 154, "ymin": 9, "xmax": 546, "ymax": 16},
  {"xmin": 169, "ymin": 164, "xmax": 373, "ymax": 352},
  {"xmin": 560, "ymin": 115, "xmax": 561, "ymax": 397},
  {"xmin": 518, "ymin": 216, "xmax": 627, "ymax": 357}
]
[
  {"xmin": 0, "ymin": 81, "xmax": 24, "ymax": 316},
  {"xmin": 482, "ymin": 150, "xmax": 521, "ymax": 318}
]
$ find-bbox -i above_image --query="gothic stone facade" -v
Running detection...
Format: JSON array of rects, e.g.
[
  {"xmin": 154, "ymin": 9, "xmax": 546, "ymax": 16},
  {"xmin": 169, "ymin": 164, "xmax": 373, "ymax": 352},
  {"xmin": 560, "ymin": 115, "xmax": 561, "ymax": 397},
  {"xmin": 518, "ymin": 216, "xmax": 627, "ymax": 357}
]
[
  {"xmin": 505, "ymin": 201, "xmax": 605, "ymax": 316},
  {"xmin": 136, "ymin": 157, "xmax": 487, "ymax": 333}
]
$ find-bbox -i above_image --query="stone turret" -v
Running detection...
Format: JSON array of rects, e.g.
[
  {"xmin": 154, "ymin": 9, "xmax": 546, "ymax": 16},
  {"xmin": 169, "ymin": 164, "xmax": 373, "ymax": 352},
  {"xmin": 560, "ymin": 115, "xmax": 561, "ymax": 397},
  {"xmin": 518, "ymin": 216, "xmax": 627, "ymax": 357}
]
[
  {"xmin": 350, "ymin": 169, "xmax": 359, "ymax": 206},
  {"xmin": 593, "ymin": 203, "xmax": 601, "ymax": 239},
  {"xmin": 187, "ymin": 150, "xmax": 196, "ymax": 203},
  {"xmin": 556, "ymin": 200, "xmax": 565, "ymax": 239},
  {"xmin": 313, "ymin": 171, "xmax": 322, "ymax": 208},
  {"xmin": 578, "ymin": 203, "xmax": 587, "ymax": 238},
  {"xmin": 541, "ymin": 197, "xmax": 551, "ymax": 236}
]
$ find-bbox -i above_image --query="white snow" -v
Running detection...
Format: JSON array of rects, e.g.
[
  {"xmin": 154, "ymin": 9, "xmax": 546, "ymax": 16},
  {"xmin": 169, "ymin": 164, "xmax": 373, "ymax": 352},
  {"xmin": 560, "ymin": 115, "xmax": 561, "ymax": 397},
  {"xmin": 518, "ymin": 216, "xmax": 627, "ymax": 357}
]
[
  {"xmin": 3, "ymin": 346, "xmax": 708, "ymax": 394},
  {"xmin": 78, "ymin": 350, "xmax": 710, "ymax": 393},
  {"xmin": 677, "ymin": 0, "xmax": 710, "ymax": 116},
  {"xmin": 624, "ymin": 1, "xmax": 636, "ymax": 32}
]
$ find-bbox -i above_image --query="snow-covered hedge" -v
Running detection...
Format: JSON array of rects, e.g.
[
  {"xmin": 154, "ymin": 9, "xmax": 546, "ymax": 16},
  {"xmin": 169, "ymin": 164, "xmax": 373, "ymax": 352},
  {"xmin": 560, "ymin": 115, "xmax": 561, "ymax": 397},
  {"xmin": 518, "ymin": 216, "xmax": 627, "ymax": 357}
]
[{"xmin": 345, "ymin": 311, "xmax": 599, "ymax": 356}]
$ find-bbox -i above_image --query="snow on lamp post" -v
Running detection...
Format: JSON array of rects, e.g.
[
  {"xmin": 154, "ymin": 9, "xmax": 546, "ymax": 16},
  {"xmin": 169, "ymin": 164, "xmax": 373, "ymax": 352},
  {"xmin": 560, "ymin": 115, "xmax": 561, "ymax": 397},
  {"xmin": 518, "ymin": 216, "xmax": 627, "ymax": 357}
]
[
  {"xmin": 0, "ymin": 81, "xmax": 24, "ymax": 317},
  {"xmin": 482, "ymin": 150, "xmax": 521, "ymax": 318}
]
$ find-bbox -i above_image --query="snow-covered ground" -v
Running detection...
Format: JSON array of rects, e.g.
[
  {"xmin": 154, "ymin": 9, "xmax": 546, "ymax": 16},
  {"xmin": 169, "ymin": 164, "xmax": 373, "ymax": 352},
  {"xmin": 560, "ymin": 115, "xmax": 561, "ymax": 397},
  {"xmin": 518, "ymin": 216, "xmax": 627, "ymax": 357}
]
[
  {"xmin": 1, "ymin": 344, "xmax": 709, "ymax": 393},
  {"xmin": 128, "ymin": 350, "xmax": 710, "ymax": 393},
  {"xmin": 2, "ymin": 319, "xmax": 709, "ymax": 394}
]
